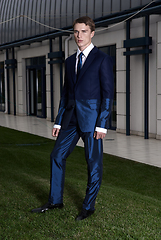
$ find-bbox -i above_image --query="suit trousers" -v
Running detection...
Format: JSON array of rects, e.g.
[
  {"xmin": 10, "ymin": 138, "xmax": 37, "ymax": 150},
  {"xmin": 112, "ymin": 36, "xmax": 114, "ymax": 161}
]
[{"xmin": 48, "ymin": 113, "xmax": 103, "ymax": 211}]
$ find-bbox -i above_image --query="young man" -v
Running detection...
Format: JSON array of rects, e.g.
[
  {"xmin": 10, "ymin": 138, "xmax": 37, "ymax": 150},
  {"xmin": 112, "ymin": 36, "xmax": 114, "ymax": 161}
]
[{"xmin": 32, "ymin": 16, "xmax": 114, "ymax": 221}]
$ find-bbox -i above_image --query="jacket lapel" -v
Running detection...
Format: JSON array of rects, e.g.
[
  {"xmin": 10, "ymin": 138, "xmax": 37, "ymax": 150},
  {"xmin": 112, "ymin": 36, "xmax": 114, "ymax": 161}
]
[{"xmin": 76, "ymin": 46, "xmax": 98, "ymax": 83}]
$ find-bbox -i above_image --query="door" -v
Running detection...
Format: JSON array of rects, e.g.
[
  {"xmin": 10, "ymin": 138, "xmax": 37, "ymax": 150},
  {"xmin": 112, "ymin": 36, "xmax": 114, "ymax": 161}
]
[{"xmin": 27, "ymin": 67, "xmax": 46, "ymax": 118}]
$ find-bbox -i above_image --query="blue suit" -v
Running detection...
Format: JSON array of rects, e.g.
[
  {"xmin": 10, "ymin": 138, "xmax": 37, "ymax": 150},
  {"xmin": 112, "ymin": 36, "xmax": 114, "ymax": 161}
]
[{"xmin": 49, "ymin": 46, "xmax": 114, "ymax": 211}]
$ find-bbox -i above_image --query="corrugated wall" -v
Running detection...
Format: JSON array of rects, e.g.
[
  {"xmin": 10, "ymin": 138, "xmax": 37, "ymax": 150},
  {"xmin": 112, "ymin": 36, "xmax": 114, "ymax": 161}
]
[{"xmin": 0, "ymin": 0, "xmax": 153, "ymax": 44}]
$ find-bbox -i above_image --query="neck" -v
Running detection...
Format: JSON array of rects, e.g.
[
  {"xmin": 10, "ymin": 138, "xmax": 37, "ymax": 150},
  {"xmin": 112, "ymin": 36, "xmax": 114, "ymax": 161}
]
[{"xmin": 78, "ymin": 43, "xmax": 91, "ymax": 52}]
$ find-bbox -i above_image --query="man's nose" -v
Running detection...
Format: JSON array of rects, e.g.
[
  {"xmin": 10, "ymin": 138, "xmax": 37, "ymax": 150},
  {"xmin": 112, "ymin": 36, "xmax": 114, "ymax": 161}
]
[{"xmin": 77, "ymin": 32, "xmax": 81, "ymax": 38}]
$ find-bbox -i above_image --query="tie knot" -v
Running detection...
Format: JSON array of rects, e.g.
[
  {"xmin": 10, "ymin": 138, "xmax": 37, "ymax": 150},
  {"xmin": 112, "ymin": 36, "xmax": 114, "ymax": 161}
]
[{"xmin": 79, "ymin": 52, "xmax": 83, "ymax": 59}]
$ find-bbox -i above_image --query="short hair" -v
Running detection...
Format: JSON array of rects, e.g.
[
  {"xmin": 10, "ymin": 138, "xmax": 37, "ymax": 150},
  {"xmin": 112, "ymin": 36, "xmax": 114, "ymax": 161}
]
[{"xmin": 73, "ymin": 16, "xmax": 95, "ymax": 32}]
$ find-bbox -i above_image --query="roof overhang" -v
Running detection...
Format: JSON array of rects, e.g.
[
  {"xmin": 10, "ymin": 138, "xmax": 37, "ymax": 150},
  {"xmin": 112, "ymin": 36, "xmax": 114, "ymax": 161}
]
[{"xmin": 0, "ymin": 0, "xmax": 161, "ymax": 51}]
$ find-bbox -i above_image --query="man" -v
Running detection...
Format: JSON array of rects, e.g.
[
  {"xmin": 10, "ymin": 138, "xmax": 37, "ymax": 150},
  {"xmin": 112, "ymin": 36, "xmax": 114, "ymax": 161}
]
[{"xmin": 32, "ymin": 16, "xmax": 114, "ymax": 221}]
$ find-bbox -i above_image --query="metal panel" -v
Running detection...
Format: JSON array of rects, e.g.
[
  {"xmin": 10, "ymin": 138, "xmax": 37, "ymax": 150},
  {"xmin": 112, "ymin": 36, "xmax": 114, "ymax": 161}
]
[
  {"xmin": 26, "ymin": 0, "xmax": 33, "ymax": 37},
  {"xmin": 124, "ymin": 37, "xmax": 152, "ymax": 48},
  {"xmin": 15, "ymin": 0, "xmax": 22, "ymax": 40},
  {"xmin": 55, "ymin": 0, "xmax": 61, "ymax": 28},
  {"xmin": 3, "ymin": 0, "xmax": 7, "ymax": 43},
  {"xmin": 40, "ymin": 0, "xmax": 47, "ymax": 34},
  {"xmin": 73, "ymin": 0, "xmax": 80, "ymax": 22},
  {"xmin": 22, "ymin": 0, "xmax": 29, "ymax": 39},
  {"xmin": 142, "ymin": 0, "xmax": 153, "ymax": 5},
  {"xmin": 121, "ymin": 0, "xmax": 130, "ymax": 11},
  {"xmin": 131, "ymin": 0, "xmax": 141, "ymax": 8},
  {"xmin": 103, "ymin": 0, "xmax": 112, "ymax": 16},
  {"xmin": 95, "ymin": 0, "xmax": 103, "ymax": 19},
  {"xmin": 24, "ymin": 1, "xmax": 29, "ymax": 39},
  {"xmin": 19, "ymin": 1, "xmax": 25, "ymax": 39},
  {"xmin": 7, "ymin": 0, "xmax": 13, "ymax": 42},
  {"xmin": 50, "ymin": 0, "xmax": 56, "ymax": 29},
  {"xmin": 45, "ymin": 0, "xmax": 51, "ymax": 31},
  {"xmin": 30, "ymin": 0, "xmax": 37, "ymax": 37},
  {"xmin": 11, "ymin": 0, "xmax": 17, "ymax": 41},
  {"xmin": 67, "ymin": 0, "xmax": 73, "ymax": 26},
  {"xmin": 87, "ymin": 0, "xmax": 94, "ymax": 19},
  {"xmin": 61, "ymin": 0, "xmax": 67, "ymax": 27},
  {"xmin": 112, "ymin": 0, "xmax": 121, "ymax": 13},
  {"xmin": 0, "ymin": 1, "xmax": 5, "ymax": 43},
  {"xmin": 35, "ymin": 0, "xmax": 41, "ymax": 36},
  {"xmin": 5, "ymin": 0, "xmax": 12, "ymax": 43},
  {"xmin": 80, "ymin": 0, "xmax": 87, "ymax": 17}
]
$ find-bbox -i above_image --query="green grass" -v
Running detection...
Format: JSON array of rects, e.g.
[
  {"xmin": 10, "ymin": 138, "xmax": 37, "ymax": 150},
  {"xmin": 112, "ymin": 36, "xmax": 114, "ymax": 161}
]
[{"xmin": 0, "ymin": 126, "xmax": 161, "ymax": 239}]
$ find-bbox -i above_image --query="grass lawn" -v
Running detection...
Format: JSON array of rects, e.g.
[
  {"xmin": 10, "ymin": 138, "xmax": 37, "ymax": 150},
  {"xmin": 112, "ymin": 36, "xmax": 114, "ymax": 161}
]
[{"xmin": 0, "ymin": 126, "xmax": 161, "ymax": 239}]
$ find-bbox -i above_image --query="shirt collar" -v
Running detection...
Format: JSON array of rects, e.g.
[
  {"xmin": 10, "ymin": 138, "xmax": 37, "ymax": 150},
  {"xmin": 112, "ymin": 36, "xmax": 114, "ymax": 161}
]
[{"xmin": 76, "ymin": 43, "xmax": 94, "ymax": 58}]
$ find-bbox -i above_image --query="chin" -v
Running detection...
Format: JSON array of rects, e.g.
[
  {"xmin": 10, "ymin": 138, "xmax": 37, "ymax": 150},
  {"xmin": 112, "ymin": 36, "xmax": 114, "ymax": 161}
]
[{"xmin": 77, "ymin": 43, "xmax": 82, "ymax": 47}]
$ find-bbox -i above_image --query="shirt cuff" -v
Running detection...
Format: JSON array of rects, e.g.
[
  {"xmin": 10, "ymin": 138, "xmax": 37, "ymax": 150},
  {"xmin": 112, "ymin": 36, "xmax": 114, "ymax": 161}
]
[
  {"xmin": 95, "ymin": 127, "xmax": 107, "ymax": 134},
  {"xmin": 53, "ymin": 124, "xmax": 61, "ymax": 129}
]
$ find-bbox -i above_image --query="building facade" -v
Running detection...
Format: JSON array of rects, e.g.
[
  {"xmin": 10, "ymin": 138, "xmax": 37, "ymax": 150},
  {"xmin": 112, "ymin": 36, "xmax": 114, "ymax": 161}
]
[{"xmin": 0, "ymin": 0, "xmax": 161, "ymax": 139}]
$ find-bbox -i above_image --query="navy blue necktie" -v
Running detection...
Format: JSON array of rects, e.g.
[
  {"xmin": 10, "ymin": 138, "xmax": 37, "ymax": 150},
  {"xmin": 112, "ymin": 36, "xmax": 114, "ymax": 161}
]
[{"xmin": 77, "ymin": 52, "xmax": 83, "ymax": 78}]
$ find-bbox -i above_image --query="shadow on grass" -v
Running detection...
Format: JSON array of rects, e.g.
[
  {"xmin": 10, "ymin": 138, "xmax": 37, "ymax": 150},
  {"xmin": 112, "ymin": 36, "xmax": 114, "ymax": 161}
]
[
  {"xmin": 65, "ymin": 179, "xmax": 85, "ymax": 210},
  {"xmin": 1, "ymin": 165, "xmax": 49, "ymax": 205}
]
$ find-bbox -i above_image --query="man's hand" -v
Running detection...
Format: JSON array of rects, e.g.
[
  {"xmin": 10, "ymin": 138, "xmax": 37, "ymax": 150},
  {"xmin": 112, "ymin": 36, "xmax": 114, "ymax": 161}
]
[
  {"xmin": 93, "ymin": 131, "xmax": 106, "ymax": 140},
  {"xmin": 52, "ymin": 128, "xmax": 60, "ymax": 137}
]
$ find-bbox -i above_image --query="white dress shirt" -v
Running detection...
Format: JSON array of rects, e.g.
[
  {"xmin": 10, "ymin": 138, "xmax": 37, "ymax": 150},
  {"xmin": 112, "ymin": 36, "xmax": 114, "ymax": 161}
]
[
  {"xmin": 54, "ymin": 42, "xmax": 107, "ymax": 134},
  {"xmin": 75, "ymin": 43, "xmax": 94, "ymax": 73}
]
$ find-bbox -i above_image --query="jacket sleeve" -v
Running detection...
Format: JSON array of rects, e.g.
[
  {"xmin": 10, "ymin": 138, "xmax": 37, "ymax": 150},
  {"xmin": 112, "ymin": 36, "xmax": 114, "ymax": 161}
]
[
  {"xmin": 96, "ymin": 54, "xmax": 114, "ymax": 130},
  {"xmin": 54, "ymin": 61, "xmax": 68, "ymax": 125}
]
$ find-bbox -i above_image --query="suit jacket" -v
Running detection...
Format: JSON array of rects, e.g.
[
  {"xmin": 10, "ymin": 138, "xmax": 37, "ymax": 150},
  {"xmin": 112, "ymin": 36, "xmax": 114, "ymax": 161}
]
[{"xmin": 55, "ymin": 46, "xmax": 114, "ymax": 132}]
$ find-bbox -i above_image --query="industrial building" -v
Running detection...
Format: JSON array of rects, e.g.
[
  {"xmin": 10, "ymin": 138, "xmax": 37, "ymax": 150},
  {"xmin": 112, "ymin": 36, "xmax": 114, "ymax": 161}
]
[{"xmin": 0, "ymin": 0, "xmax": 161, "ymax": 139}]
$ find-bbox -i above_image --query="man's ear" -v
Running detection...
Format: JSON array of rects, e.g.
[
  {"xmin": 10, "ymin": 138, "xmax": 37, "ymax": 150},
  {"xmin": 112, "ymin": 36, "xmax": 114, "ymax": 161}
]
[{"xmin": 91, "ymin": 31, "xmax": 95, "ymax": 38}]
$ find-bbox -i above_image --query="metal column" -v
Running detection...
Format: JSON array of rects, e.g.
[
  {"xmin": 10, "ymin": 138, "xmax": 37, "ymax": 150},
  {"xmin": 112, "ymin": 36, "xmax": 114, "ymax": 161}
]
[
  {"xmin": 59, "ymin": 36, "xmax": 63, "ymax": 96},
  {"xmin": 49, "ymin": 38, "xmax": 54, "ymax": 122},
  {"xmin": 12, "ymin": 47, "xmax": 16, "ymax": 115},
  {"xmin": 126, "ymin": 20, "xmax": 131, "ymax": 136},
  {"xmin": 48, "ymin": 38, "xmax": 65, "ymax": 122},
  {"xmin": 144, "ymin": 15, "xmax": 149, "ymax": 139},
  {"xmin": 6, "ymin": 49, "xmax": 10, "ymax": 114}
]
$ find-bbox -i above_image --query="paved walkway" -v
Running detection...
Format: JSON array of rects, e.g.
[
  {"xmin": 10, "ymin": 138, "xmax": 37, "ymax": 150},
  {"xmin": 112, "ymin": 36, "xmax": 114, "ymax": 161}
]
[{"xmin": 0, "ymin": 112, "xmax": 161, "ymax": 168}]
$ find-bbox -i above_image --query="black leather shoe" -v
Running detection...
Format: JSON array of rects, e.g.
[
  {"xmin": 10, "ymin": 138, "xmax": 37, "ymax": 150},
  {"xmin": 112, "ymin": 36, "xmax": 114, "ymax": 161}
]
[
  {"xmin": 31, "ymin": 202, "xmax": 64, "ymax": 213},
  {"xmin": 75, "ymin": 208, "xmax": 95, "ymax": 221}
]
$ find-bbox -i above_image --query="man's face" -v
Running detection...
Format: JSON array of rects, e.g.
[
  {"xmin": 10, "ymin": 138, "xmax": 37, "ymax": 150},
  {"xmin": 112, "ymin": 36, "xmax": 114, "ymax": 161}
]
[{"xmin": 74, "ymin": 23, "xmax": 95, "ymax": 51}]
